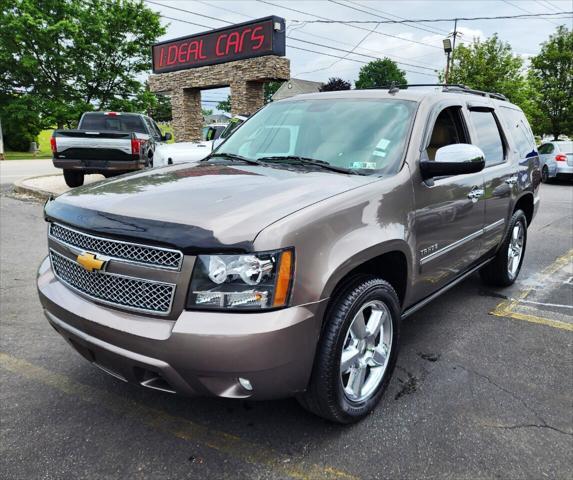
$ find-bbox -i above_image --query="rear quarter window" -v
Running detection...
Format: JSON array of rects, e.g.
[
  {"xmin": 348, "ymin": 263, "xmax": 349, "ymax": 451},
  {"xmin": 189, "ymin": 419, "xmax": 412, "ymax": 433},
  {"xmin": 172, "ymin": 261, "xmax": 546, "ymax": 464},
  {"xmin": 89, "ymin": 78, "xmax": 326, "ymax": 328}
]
[
  {"xmin": 499, "ymin": 107, "xmax": 536, "ymax": 159},
  {"xmin": 538, "ymin": 143, "xmax": 554, "ymax": 154}
]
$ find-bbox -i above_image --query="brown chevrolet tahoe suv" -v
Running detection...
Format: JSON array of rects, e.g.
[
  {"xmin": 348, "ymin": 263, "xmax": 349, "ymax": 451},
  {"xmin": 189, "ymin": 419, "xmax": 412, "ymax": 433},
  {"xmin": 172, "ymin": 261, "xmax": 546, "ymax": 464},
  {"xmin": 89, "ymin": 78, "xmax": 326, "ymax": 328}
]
[{"xmin": 38, "ymin": 86, "xmax": 541, "ymax": 423}]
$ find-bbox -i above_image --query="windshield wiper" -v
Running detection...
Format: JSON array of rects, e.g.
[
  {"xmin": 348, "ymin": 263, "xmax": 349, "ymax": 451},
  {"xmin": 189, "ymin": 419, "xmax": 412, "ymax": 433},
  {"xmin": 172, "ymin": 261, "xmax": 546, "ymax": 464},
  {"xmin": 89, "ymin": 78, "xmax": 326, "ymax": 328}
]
[
  {"xmin": 205, "ymin": 152, "xmax": 262, "ymax": 166},
  {"xmin": 256, "ymin": 156, "xmax": 365, "ymax": 175}
]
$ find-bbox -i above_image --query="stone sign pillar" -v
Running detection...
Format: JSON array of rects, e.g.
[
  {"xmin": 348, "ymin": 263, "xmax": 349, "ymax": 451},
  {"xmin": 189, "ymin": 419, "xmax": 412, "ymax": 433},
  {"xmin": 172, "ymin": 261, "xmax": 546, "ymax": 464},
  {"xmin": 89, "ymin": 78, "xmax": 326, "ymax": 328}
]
[
  {"xmin": 230, "ymin": 81, "xmax": 265, "ymax": 117},
  {"xmin": 170, "ymin": 89, "xmax": 202, "ymax": 143},
  {"xmin": 149, "ymin": 56, "xmax": 289, "ymax": 143}
]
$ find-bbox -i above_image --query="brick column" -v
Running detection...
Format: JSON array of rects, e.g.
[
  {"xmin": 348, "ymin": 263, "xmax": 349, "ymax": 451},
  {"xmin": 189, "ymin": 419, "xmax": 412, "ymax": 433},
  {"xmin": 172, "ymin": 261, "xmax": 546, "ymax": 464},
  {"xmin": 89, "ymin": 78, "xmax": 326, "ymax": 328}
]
[
  {"xmin": 230, "ymin": 81, "xmax": 265, "ymax": 117},
  {"xmin": 171, "ymin": 88, "xmax": 203, "ymax": 142}
]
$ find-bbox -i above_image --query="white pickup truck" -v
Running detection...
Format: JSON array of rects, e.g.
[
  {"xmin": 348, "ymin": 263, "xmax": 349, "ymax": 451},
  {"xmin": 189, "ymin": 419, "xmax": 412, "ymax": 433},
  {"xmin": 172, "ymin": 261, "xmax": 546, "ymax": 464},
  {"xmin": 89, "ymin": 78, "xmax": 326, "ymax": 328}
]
[
  {"xmin": 152, "ymin": 116, "xmax": 245, "ymax": 167},
  {"xmin": 51, "ymin": 112, "xmax": 171, "ymax": 187}
]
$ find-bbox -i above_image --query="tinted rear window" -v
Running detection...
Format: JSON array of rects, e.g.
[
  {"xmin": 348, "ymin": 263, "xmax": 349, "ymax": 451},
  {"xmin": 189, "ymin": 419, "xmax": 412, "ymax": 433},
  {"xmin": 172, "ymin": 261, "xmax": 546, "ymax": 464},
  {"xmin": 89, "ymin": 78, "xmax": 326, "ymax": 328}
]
[
  {"xmin": 499, "ymin": 107, "xmax": 536, "ymax": 158},
  {"xmin": 80, "ymin": 114, "xmax": 147, "ymax": 133},
  {"xmin": 538, "ymin": 143, "xmax": 554, "ymax": 154}
]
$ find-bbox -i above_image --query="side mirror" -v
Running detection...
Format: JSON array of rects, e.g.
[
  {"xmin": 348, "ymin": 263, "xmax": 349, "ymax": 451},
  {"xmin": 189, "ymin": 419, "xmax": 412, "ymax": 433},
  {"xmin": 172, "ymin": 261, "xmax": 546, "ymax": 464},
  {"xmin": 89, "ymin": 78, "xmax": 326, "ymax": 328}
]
[
  {"xmin": 163, "ymin": 132, "xmax": 172, "ymax": 141},
  {"xmin": 420, "ymin": 143, "xmax": 485, "ymax": 179}
]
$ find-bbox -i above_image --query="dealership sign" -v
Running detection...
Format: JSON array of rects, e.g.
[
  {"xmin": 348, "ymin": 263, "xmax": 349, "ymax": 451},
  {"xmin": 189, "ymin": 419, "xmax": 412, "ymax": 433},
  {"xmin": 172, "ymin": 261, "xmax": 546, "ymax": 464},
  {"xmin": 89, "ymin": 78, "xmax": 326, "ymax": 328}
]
[{"xmin": 152, "ymin": 16, "xmax": 286, "ymax": 74}]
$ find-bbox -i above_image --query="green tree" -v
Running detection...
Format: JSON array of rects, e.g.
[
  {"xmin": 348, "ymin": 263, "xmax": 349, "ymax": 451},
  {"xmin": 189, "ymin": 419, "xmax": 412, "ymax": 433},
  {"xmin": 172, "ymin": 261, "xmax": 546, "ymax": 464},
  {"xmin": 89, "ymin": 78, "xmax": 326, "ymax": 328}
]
[
  {"xmin": 354, "ymin": 58, "xmax": 406, "ymax": 89},
  {"xmin": 264, "ymin": 81, "xmax": 282, "ymax": 103},
  {"xmin": 217, "ymin": 96, "xmax": 231, "ymax": 113},
  {"xmin": 319, "ymin": 77, "xmax": 351, "ymax": 92},
  {"xmin": 529, "ymin": 26, "xmax": 573, "ymax": 140},
  {"xmin": 0, "ymin": 0, "xmax": 165, "ymax": 133},
  {"xmin": 444, "ymin": 34, "xmax": 525, "ymax": 104}
]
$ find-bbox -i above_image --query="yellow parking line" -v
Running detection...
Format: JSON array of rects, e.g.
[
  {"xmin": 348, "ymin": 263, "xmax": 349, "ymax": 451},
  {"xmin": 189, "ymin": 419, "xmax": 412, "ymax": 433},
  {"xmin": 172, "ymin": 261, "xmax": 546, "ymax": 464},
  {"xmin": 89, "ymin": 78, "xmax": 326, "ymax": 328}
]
[
  {"xmin": 491, "ymin": 249, "xmax": 573, "ymax": 332},
  {"xmin": 0, "ymin": 352, "xmax": 358, "ymax": 480}
]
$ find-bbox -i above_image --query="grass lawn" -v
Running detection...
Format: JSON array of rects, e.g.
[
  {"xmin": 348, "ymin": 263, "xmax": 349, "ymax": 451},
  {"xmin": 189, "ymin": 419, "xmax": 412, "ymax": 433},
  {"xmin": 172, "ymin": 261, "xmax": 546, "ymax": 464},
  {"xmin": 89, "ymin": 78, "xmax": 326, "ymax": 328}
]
[
  {"xmin": 4, "ymin": 124, "xmax": 175, "ymax": 160},
  {"xmin": 4, "ymin": 129, "xmax": 53, "ymax": 160}
]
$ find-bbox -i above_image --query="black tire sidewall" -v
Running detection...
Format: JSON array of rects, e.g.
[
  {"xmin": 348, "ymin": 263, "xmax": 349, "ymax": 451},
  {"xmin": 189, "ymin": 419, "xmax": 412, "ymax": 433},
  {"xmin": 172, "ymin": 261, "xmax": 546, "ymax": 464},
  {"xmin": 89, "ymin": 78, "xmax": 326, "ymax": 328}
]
[
  {"xmin": 63, "ymin": 170, "xmax": 84, "ymax": 188},
  {"xmin": 542, "ymin": 165, "xmax": 549, "ymax": 183}
]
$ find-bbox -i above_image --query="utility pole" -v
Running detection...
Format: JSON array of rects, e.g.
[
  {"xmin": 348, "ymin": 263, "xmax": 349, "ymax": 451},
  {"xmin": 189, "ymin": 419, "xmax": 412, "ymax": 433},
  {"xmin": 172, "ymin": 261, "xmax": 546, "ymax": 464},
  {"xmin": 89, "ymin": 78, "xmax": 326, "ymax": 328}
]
[
  {"xmin": 450, "ymin": 19, "xmax": 459, "ymax": 81},
  {"xmin": 443, "ymin": 19, "xmax": 459, "ymax": 84}
]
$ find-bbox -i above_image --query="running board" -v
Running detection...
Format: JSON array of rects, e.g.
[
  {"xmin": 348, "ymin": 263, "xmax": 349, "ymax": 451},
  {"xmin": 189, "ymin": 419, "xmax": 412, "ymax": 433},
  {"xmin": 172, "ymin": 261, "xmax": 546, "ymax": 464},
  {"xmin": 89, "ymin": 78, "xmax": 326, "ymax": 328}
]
[{"xmin": 401, "ymin": 257, "xmax": 493, "ymax": 319}]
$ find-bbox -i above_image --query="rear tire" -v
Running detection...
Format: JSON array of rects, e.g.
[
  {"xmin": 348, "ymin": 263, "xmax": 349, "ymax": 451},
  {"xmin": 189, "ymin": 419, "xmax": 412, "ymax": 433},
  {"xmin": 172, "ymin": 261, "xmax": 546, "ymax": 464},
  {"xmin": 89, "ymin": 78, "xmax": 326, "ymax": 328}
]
[
  {"xmin": 297, "ymin": 276, "xmax": 400, "ymax": 424},
  {"xmin": 480, "ymin": 209, "xmax": 527, "ymax": 287},
  {"xmin": 63, "ymin": 170, "xmax": 84, "ymax": 188},
  {"xmin": 541, "ymin": 165, "xmax": 549, "ymax": 183}
]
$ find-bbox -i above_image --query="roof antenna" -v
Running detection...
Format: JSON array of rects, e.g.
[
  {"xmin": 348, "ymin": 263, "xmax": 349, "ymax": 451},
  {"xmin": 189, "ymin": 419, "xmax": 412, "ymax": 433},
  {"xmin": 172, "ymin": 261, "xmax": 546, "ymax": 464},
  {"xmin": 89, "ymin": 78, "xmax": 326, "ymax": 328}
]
[{"xmin": 388, "ymin": 82, "xmax": 400, "ymax": 95}]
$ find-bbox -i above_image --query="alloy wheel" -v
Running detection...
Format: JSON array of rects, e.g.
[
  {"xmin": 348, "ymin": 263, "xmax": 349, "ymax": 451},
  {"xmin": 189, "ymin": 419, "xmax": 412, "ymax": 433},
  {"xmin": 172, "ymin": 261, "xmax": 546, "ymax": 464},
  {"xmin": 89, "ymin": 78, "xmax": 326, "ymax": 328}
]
[
  {"xmin": 507, "ymin": 222, "xmax": 524, "ymax": 279},
  {"xmin": 340, "ymin": 300, "xmax": 393, "ymax": 402}
]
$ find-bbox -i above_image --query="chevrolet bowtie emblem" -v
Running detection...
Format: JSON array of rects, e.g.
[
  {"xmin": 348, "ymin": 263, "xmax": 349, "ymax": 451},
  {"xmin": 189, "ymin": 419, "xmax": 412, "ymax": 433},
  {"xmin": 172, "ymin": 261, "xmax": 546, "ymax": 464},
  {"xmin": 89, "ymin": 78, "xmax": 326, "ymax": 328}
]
[{"xmin": 76, "ymin": 252, "xmax": 105, "ymax": 272}]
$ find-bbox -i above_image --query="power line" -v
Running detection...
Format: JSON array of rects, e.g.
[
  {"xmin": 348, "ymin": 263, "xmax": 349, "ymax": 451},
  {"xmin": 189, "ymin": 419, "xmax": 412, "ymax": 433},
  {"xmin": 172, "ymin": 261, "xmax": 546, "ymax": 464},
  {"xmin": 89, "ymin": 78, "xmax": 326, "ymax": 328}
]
[
  {"xmin": 332, "ymin": 0, "xmax": 448, "ymax": 35},
  {"xmin": 501, "ymin": 0, "xmax": 561, "ymax": 26},
  {"xmin": 257, "ymin": 0, "xmax": 443, "ymax": 50},
  {"xmin": 286, "ymin": 11, "xmax": 573, "ymax": 24},
  {"xmin": 196, "ymin": 0, "xmax": 437, "ymax": 67},
  {"xmin": 149, "ymin": 1, "xmax": 439, "ymax": 75}
]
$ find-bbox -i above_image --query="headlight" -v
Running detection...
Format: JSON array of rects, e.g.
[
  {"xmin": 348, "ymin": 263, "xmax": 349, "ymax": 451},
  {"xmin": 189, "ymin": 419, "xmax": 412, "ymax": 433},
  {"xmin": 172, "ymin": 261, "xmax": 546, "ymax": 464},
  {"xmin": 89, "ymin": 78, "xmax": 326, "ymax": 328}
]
[{"xmin": 186, "ymin": 249, "xmax": 294, "ymax": 310}]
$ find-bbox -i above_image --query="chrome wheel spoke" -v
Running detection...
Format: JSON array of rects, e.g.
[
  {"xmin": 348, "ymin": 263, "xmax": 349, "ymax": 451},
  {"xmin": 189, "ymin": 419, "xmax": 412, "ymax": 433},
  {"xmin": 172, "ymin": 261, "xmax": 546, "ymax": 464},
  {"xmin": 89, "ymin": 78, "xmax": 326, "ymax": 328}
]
[
  {"xmin": 340, "ymin": 346, "xmax": 361, "ymax": 373},
  {"xmin": 370, "ymin": 344, "xmax": 388, "ymax": 367},
  {"xmin": 348, "ymin": 365, "xmax": 367, "ymax": 397},
  {"xmin": 350, "ymin": 311, "xmax": 367, "ymax": 339},
  {"xmin": 365, "ymin": 309, "xmax": 383, "ymax": 341}
]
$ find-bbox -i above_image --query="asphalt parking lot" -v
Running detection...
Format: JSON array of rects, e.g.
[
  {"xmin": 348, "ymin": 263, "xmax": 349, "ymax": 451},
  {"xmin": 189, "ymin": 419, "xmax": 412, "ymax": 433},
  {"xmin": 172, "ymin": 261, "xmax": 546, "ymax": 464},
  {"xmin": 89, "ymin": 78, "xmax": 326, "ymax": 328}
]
[{"xmin": 1, "ymin": 181, "xmax": 572, "ymax": 480}]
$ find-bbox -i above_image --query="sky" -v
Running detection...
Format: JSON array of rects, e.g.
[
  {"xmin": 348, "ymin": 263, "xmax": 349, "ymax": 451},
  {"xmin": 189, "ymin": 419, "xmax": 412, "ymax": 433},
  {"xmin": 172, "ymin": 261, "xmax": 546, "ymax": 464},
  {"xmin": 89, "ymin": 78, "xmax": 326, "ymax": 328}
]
[{"xmin": 143, "ymin": 0, "xmax": 573, "ymax": 109}]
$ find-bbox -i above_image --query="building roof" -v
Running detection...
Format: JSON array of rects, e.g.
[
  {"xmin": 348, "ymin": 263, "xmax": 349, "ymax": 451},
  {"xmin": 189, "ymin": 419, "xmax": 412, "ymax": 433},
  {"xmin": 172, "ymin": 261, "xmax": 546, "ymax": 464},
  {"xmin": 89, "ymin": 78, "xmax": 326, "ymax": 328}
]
[{"xmin": 271, "ymin": 78, "xmax": 324, "ymax": 101}]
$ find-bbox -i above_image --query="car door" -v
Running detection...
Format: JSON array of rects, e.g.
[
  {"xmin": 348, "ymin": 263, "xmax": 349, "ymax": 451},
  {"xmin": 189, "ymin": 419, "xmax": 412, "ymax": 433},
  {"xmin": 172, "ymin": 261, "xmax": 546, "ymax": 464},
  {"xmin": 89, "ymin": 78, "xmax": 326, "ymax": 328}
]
[
  {"xmin": 466, "ymin": 105, "xmax": 517, "ymax": 254},
  {"xmin": 413, "ymin": 103, "xmax": 486, "ymax": 299}
]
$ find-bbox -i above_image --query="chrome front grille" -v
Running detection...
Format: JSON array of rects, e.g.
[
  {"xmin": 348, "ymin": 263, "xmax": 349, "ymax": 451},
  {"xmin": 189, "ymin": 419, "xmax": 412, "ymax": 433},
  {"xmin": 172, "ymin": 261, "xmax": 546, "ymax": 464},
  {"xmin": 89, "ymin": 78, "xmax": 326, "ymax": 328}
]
[
  {"xmin": 49, "ymin": 223, "xmax": 183, "ymax": 270},
  {"xmin": 49, "ymin": 250, "xmax": 176, "ymax": 315}
]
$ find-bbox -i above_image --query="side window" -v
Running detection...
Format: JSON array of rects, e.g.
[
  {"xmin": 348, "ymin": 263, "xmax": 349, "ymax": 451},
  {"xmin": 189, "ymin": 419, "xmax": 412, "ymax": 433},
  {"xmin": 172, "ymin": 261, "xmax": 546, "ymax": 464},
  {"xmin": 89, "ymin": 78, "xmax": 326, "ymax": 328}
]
[
  {"xmin": 469, "ymin": 110, "xmax": 505, "ymax": 167},
  {"xmin": 499, "ymin": 107, "xmax": 536, "ymax": 158},
  {"xmin": 426, "ymin": 106, "xmax": 468, "ymax": 160},
  {"xmin": 538, "ymin": 143, "xmax": 554, "ymax": 154}
]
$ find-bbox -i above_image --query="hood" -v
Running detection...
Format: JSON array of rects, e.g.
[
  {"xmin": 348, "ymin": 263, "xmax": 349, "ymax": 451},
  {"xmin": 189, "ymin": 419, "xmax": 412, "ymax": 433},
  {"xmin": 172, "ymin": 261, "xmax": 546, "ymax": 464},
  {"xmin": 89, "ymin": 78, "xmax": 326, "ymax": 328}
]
[{"xmin": 46, "ymin": 162, "xmax": 376, "ymax": 252}]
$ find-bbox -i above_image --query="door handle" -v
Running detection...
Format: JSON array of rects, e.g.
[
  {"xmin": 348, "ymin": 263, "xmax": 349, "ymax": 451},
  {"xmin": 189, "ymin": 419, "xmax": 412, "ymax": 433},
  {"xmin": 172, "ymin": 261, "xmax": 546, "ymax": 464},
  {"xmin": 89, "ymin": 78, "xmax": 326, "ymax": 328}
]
[
  {"xmin": 505, "ymin": 176, "xmax": 518, "ymax": 185},
  {"xmin": 467, "ymin": 188, "xmax": 484, "ymax": 200}
]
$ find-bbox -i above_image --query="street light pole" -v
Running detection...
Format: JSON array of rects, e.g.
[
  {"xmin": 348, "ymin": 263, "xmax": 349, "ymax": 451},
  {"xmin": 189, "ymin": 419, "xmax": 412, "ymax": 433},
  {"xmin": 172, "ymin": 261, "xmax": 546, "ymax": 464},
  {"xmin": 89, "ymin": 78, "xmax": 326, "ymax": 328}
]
[{"xmin": 443, "ymin": 38, "xmax": 453, "ymax": 84}]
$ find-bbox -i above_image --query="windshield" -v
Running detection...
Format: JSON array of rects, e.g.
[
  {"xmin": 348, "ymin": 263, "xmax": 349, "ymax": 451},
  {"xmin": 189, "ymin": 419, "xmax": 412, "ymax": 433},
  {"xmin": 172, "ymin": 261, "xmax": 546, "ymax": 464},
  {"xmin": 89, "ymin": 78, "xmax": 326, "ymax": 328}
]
[{"xmin": 216, "ymin": 98, "xmax": 416, "ymax": 175}]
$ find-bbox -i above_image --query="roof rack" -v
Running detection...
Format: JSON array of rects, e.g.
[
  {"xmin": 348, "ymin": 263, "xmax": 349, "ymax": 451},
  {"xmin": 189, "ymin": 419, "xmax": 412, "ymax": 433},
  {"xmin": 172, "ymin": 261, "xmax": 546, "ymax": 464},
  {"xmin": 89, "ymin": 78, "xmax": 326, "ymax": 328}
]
[{"xmin": 357, "ymin": 83, "xmax": 508, "ymax": 102}]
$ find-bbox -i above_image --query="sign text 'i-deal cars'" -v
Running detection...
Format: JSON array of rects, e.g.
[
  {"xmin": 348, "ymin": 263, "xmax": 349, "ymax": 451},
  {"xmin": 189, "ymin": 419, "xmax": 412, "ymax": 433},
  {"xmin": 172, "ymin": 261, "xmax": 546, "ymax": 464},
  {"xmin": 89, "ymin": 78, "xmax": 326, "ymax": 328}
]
[{"xmin": 152, "ymin": 16, "xmax": 286, "ymax": 74}]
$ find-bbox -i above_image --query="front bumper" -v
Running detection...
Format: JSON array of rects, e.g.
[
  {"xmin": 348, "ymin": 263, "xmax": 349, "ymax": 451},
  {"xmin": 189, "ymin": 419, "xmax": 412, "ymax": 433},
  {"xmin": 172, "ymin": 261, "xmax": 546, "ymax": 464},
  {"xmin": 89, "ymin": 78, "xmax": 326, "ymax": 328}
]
[{"xmin": 37, "ymin": 257, "xmax": 325, "ymax": 400}]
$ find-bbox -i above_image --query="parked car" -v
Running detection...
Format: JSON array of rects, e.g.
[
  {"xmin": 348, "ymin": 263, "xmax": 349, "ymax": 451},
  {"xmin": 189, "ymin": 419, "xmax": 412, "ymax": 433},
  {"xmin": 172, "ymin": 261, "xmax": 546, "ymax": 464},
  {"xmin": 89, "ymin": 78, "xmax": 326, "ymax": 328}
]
[
  {"xmin": 538, "ymin": 141, "xmax": 573, "ymax": 181},
  {"xmin": 152, "ymin": 116, "xmax": 245, "ymax": 167},
  {"xmin": 51, "ymin": 112, "xmax": 171, "ymax": 187},
  {"xmin": 38, "ymin": 86, "xmax": 540, "ymax": 423}
]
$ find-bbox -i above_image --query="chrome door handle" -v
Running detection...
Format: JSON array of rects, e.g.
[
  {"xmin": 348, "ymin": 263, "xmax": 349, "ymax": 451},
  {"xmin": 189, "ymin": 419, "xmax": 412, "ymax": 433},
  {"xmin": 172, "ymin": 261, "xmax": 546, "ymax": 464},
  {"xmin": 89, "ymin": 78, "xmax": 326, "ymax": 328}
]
[
  {"xmin": 467, "ymin": 189, "xmax": 484, "ymax": 199},
  {"xmin": 505, "ymin": 177, "xmax": 518, "ymax": 185}
]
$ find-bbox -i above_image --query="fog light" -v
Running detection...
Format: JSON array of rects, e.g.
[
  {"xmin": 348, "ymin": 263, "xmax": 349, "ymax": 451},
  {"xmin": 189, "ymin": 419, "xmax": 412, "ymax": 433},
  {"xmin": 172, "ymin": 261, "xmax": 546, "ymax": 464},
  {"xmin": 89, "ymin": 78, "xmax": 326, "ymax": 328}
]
[{"xmin": 238, "ymin": 377, "xmax": 253, "ymax": 391}]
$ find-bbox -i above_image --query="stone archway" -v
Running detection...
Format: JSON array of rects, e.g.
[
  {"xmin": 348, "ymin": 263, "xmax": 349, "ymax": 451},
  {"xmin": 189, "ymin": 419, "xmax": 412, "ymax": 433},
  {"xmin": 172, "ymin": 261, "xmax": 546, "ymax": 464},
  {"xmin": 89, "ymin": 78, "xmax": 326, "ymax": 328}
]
[{"xmin": 149, "ymin": 55, "xmax": 289, "ymax": 142}]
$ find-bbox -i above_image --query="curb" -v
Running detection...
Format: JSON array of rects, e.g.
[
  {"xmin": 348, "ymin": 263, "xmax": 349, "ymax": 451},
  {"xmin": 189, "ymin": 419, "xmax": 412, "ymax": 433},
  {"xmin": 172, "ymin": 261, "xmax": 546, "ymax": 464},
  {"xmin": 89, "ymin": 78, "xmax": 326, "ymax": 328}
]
[{"xmin": 13, "ymin": 174, "xmax": 63, "ymax": 201}]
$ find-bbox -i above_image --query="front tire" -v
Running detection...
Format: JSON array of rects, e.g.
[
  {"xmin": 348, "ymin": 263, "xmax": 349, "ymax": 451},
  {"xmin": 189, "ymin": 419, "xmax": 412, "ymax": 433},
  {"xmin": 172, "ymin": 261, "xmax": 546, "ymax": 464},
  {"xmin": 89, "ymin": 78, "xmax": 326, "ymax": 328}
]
[
  {"xmin": 480, "ymin": 209, "xmax": 527, "ymax": 287},
  {"xmin": 63, "ymin": 170, "xmax": 84, "ymax": 188},
  {"xmin": 297, "ymin": 276, "xmax": 400, "ymax": 423}
]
